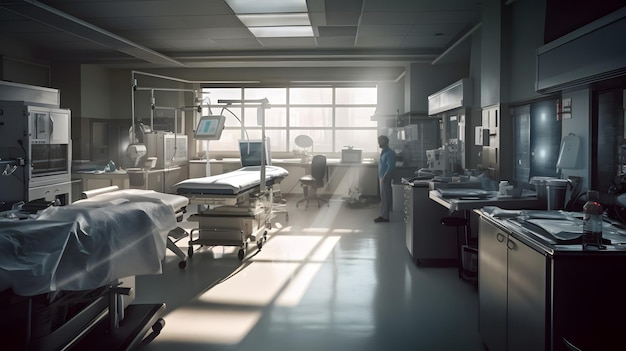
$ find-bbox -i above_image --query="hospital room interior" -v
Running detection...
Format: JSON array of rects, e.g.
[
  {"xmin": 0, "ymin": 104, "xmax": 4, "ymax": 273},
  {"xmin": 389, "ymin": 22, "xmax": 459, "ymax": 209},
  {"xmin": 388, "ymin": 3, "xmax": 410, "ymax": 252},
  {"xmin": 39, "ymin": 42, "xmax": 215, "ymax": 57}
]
[{"xmin": 1, "ymin": 0, "xmax": 626, "ymax": 350}]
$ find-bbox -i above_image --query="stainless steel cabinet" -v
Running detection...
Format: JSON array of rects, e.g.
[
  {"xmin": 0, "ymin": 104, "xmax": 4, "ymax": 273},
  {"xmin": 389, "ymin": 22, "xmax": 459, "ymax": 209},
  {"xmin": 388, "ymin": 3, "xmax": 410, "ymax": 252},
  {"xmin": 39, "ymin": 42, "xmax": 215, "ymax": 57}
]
[
  {"xmin": 404, "ymin": 184, "xmax": 457, "ymax": 265},
  {"xmin": 479, "ymin": 218, "xmax": 547, "ymax": 351}
]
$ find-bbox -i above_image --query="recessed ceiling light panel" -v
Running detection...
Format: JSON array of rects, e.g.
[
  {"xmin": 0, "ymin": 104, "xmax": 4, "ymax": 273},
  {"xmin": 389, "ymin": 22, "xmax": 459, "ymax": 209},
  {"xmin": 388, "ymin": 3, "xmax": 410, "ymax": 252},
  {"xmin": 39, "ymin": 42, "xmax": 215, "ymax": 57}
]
[
  {"xmin": 249, "ymin": 26, "xmax": 314, "ymax": 37},
  {"xmin": 238, "ymin": 13, "xmax": 310, "ymax": 27},
  {"xmin": 225, "ymin": 0, "xmax": 308, "ymax": 14}
]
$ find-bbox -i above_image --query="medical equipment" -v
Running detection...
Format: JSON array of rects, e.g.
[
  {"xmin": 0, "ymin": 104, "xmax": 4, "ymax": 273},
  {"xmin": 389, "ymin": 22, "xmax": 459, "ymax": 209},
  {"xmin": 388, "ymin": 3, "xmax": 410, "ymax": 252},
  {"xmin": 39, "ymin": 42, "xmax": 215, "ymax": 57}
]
[
  {"xmin": 173, "ymin": 165, "xmax": 289, "ymax": 260},
  {"xmin": 126, "ymin": 143, "xmax": 148, "ymax": 167},
  {"xmin": 239, "ymin": 139, "xmax": 271, "ymax": 167},
  {"xmin": 294, "ymin": 134, "xmax": 313, "ymax": 163},
  {"xmin": 341, "ymin": 146, "xmax": 363, "ymax": 163},
  {"xmin": 426, "ymin": 147, "xmax": 450, "ymax": 172},
  {"xmin": 0, "ymin": 187, "xmax": 190, "ymax": 349},
  {"xmin": 194, "ymin": 115, "xmax": 226, "ymax": 140},
  {"xmin": 0, "ymin": 101, "xmax": 72, "ymax": 206}
]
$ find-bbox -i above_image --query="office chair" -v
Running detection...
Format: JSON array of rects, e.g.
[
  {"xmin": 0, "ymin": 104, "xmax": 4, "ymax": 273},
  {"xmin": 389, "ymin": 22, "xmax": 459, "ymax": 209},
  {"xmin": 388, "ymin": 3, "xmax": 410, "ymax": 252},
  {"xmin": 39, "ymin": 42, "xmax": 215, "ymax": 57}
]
[{"xmin": 296, "ymin": 154, "xmax": 329, "ymax": 209}]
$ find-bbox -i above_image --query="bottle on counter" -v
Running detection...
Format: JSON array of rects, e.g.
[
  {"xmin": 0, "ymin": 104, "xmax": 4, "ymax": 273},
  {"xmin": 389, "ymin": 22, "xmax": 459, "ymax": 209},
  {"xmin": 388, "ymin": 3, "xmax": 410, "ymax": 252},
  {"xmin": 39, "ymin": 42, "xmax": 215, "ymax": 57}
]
[
  {"xmin": 582, "ymin": 190, "xmax": 604, "ymax": 250},
  {"xmin": 105, "ymin": 160, "xmax": 116, "ymax": 172}
]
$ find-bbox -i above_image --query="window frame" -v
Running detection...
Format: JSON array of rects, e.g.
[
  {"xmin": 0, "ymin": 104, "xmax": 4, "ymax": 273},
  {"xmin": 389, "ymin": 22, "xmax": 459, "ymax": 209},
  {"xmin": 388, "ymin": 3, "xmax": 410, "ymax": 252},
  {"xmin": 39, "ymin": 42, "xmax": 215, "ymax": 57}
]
[{"xmin": 195, "ymin": 85, "xmax": 378, "ymax": 159}]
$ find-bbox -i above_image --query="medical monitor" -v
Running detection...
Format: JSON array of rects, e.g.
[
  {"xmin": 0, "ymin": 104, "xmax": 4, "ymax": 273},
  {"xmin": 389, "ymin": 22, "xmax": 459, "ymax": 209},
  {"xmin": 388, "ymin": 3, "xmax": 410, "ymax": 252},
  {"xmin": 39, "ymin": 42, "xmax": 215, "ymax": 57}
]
[
  {"xmin": 194, "ymin": 115, "xmax": 226, "ymax": 140},
  {"xmin": 239, "ymin": 138, "xmax": 271, "ymax": 167}
]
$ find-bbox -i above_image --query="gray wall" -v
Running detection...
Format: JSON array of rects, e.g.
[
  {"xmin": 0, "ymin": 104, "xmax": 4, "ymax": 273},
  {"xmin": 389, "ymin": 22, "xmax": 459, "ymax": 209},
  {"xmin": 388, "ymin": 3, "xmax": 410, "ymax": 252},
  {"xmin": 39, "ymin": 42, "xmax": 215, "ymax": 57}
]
[
  {"xmin": 81, "ymin": 65, "xmax": 111, "ymax": 119},
  {"xmin": 480, "ymin": 0, "xmax": 503, "ymax": 107},
  {"xmin": 405, "ymin": 62, "xmax": 469, "ymax": 113},
  {"xmin": 506, "ymin": 0, "xmax": 547, "ymax": 104}
]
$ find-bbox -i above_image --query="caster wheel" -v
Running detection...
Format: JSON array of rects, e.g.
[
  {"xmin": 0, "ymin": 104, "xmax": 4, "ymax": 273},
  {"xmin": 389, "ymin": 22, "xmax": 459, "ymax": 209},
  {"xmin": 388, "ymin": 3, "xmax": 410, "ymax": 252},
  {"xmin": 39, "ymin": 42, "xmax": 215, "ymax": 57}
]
[
  {"xmin": 152, "ymin": 318, "xmax": 165, "ymax": 333},
  {"xmin": 188, "ymin": 246, "xmax": 194, "ymax": 258},
  {"xmin": 238, "ymin": 249, "xmax": 245, "ymax": 260},
  {"xmin": 178, "ymin": 260, "xmax": 187, "ymax": 269},
  {"xmin": 257, "ymin": 241, "xmax": 263, "ymax": 250}
]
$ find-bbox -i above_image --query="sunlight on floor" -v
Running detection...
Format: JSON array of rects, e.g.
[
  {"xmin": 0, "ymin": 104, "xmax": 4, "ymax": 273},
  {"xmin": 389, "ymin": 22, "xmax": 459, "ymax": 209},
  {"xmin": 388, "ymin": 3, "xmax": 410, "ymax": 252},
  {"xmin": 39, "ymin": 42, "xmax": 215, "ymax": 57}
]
[
  {"xmin": 149, "ymin": 197, "xmax": 409, "ymax": 347},
  {"xmin": 153, "ymin": 307, "xmax": 262, "ymax": 345}
]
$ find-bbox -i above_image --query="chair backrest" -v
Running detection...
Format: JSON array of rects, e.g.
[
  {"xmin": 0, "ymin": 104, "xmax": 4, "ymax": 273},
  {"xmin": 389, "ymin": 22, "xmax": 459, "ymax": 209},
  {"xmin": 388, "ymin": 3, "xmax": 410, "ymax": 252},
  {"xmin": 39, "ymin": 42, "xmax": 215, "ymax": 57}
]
[{"xmin": 310, "ymin": 155, "xmax": 327, "ymax": 183}]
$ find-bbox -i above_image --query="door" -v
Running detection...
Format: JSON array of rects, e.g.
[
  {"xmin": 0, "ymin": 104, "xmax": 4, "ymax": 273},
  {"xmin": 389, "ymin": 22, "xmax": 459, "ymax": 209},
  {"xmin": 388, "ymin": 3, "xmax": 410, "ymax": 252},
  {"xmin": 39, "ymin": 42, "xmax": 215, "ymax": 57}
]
[
  {"xmin": 49, "ymin": 110, "xmax": 70, "ymax": 144},
  {"xmin": 507, "ymin": 237, "xmax": 547, "ymax": 351},
  {"xmin": 479, "ymin": 219, "xmax": 508, "ymax": 351}
]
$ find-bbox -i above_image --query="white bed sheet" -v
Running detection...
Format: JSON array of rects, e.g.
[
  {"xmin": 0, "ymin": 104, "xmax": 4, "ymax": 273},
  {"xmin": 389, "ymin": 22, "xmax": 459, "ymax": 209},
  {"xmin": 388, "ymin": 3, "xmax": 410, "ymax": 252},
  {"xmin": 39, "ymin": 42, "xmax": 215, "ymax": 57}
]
[
  {"xmin": 0, "ymin": 192, "xmax": 179, "ymax": 296},
  {"xmin": 172, "ymin": 165, "xmax": 289, "ymax": 194}
]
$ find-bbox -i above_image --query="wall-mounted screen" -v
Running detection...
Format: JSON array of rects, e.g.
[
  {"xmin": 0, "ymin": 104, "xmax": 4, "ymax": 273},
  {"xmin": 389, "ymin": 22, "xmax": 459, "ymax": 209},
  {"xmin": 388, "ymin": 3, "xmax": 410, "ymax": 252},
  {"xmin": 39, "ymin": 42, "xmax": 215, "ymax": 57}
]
[
  {"xmin": 194, "ymin": 115, "xmax": 226, "ymax": 140},
  {"xmin": 239, "ymin": 138, "xmax": 271, "ymax": 167}
]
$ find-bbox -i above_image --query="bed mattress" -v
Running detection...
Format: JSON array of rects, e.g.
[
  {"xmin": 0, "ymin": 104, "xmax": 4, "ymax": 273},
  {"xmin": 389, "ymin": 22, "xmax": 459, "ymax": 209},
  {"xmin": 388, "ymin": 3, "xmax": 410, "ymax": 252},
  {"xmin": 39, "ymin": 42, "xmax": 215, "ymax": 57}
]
[
  {"xmin": 0, "ymin": 192, "xmax": 178, "ymax": 296},
  {"xmin": 173, "ymin": 165, "xmax": 289, "ymax": 195}
]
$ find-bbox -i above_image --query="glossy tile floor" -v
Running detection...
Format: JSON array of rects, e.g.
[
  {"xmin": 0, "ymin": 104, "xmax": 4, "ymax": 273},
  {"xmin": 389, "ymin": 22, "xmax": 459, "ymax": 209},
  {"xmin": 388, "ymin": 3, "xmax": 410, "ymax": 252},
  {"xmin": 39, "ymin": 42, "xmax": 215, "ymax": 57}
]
[{"xmin": 135, "ymin": 196, "xmax": 486, "ymax": 351}]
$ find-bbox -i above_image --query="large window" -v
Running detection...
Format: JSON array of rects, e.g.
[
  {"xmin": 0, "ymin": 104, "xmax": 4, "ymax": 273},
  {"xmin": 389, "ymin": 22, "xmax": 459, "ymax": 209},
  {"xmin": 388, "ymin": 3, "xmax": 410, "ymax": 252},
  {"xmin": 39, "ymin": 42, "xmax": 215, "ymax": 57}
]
[{"xmin": 196, "ymin": 86, "xmax": 377, "ymax": 157}]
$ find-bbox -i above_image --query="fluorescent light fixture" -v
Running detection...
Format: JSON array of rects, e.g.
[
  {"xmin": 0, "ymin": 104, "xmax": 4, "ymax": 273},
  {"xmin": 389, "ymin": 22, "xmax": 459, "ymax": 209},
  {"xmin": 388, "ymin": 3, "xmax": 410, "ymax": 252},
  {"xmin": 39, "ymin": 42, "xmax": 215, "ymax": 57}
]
[
  {"xmin": 225, "ymin": 0, "xmax": 307, "ymax": 14},
  {"xmin": 249, "ymin": 26, "xmax": 313, "ymax": 37},
  {"xmin": 237, "ymin": 13, "xmax": 310, "ymax": 27}
]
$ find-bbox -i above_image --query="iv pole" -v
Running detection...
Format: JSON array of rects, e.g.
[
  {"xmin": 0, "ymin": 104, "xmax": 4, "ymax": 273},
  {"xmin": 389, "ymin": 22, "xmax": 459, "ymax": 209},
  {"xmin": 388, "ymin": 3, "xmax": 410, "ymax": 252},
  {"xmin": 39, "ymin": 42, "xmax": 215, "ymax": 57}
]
[{"xmin": 218, "ymin": 98, "xmax": 270, "ymax": 191}]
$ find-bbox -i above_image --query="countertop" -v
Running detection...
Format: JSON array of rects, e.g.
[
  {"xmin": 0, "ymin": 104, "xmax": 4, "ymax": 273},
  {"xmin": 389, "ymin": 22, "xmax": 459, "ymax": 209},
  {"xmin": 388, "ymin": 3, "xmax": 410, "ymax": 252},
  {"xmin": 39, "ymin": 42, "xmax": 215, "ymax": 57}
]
[{"xmin": 477, "ymin": 208, "xmax": 626, "ymax": 256}]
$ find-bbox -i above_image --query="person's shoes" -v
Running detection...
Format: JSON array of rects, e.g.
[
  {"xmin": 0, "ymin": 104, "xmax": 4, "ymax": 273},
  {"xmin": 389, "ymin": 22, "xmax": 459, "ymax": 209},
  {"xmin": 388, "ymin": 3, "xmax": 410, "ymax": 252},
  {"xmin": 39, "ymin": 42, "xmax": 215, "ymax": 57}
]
[{"xmin": 374, "ymin": 217, "xmax": 389, "ymax": 223}]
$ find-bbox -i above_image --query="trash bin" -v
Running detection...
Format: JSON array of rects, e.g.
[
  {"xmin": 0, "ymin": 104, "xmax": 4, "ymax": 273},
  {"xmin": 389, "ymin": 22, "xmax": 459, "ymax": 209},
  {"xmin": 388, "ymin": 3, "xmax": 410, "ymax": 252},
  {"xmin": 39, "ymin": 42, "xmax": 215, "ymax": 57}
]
[
  {"xmin": 546, "ymin": 179, "xmax": 570, "ymax": 210},
  {"xmin": 530, "ymin": 177, "xmax": 570, "ymax": 210}
]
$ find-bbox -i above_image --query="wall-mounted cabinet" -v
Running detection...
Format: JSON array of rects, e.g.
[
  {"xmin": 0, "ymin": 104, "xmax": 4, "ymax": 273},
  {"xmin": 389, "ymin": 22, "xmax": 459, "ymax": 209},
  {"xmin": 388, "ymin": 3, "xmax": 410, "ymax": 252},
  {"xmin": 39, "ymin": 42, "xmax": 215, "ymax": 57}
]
[
  {"xmin": 536, "ymin": 8, "xmax": 626, "ymax": 93},
  {"xmin": 428, "ymin": 78, "xmax": 473, "ymax": 116}
]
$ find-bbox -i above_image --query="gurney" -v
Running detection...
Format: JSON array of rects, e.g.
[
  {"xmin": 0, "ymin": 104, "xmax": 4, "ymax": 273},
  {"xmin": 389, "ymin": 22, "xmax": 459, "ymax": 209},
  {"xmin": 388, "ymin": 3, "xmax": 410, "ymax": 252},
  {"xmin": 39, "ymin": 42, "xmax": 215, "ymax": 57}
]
[
  {"xmin": 173, "ymin": 165, "xmax": 289, "ymax": 260},
  {"xmin": 79, "ymin": 186, "xmax": 191, "ymax": 269},
  {"xmin": 0, "ymin": 188, "xmax": 189, "ymax": 350}
]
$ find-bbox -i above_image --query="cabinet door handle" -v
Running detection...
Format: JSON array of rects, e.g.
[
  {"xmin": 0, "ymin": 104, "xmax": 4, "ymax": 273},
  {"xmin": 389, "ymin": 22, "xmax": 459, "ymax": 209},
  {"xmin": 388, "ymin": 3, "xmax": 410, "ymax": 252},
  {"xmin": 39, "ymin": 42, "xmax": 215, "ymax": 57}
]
[
  {"xmin": 496, "ymin": 233, "xmax": 505, "ymax": 242},
  {"xmin": 507, "ymin": 238, "xmax": 516, "ymax": 250}
]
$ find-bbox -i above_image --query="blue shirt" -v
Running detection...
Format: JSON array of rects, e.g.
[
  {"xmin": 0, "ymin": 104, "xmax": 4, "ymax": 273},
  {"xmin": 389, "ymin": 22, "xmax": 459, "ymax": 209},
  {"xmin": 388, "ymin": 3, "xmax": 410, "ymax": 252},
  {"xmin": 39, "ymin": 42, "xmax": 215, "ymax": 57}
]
[{"xmin": 378, "ymin": 146, "xmax": 396, "ymax": 180}]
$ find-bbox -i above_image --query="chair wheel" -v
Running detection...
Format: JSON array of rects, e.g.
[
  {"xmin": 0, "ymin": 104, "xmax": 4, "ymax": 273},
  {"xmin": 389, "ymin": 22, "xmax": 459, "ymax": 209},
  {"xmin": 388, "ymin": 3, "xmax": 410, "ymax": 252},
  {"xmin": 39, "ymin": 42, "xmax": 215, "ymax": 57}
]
[
  {"xmin": 178, "ymin": 260, "xmax": 187, "ymax": 269},
  {"xmin": 152, "ymin": 318, "xmax": 165, "ymax": 333},
  {"xmin": 238, "ymin": 248, "xmax": 245, "ymax": 260}
]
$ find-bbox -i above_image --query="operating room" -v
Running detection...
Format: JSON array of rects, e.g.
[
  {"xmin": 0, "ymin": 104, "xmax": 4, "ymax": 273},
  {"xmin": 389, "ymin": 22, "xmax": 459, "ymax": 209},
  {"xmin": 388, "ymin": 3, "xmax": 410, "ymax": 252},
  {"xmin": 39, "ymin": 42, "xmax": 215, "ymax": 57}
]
[{"xmin": 1, "ymin": 1, "xmax": 626, "ymax": 350}]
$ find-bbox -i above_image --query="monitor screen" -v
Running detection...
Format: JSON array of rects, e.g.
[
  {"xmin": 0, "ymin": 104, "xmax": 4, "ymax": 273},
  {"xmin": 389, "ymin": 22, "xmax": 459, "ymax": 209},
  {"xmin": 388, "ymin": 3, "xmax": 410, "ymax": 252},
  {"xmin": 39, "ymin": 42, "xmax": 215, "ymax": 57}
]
[
  {"xmin": 239, "ymin": 138, "xmax": 271, "ymax": 167},
  {"xmin": 194, "ymin": 115, "xmax": 226, "ymax": 140}
]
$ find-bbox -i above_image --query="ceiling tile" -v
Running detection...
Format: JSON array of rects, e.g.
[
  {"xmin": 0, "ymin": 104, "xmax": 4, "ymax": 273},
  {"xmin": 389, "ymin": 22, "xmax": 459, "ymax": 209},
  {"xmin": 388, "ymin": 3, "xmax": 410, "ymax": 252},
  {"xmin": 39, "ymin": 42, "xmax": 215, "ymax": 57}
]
[
  {"xmin": 318, "ymin": 26, "xmax": 357, "ymax": 37},
  {"xmin": 211, "ymin": 37, "xmax": 263, "ymax": 49},
  {"xmin": 316, "ymin": 36, "xmax": 356, "ymax": 48},
  {"xmin": 355, "ymin": 36, "xmax": 407, "ymax": 48},
  {"xmin": 357, "ymin": 25, "xmax": 411, "ymax": 37}
]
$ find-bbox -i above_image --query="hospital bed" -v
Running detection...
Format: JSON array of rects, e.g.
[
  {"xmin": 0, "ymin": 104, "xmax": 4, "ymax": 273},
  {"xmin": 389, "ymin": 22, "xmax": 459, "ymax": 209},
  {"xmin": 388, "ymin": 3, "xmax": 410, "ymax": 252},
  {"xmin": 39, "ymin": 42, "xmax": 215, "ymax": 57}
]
[
  {"xmin": 0, "ymin": 188, "xmax": 190, "ymax": 350},
  {"xmin": 173, "ymin": 165, "xmax": 289, "ymax": 260}
]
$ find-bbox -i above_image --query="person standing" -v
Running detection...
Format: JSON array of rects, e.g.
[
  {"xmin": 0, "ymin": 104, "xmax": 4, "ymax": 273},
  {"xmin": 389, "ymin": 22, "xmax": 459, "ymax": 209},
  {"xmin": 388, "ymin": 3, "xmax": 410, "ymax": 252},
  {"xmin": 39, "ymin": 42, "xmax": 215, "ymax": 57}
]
[{"xmin": 375, "ymin": 135, "xmax": 396, "ymax": 222}]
